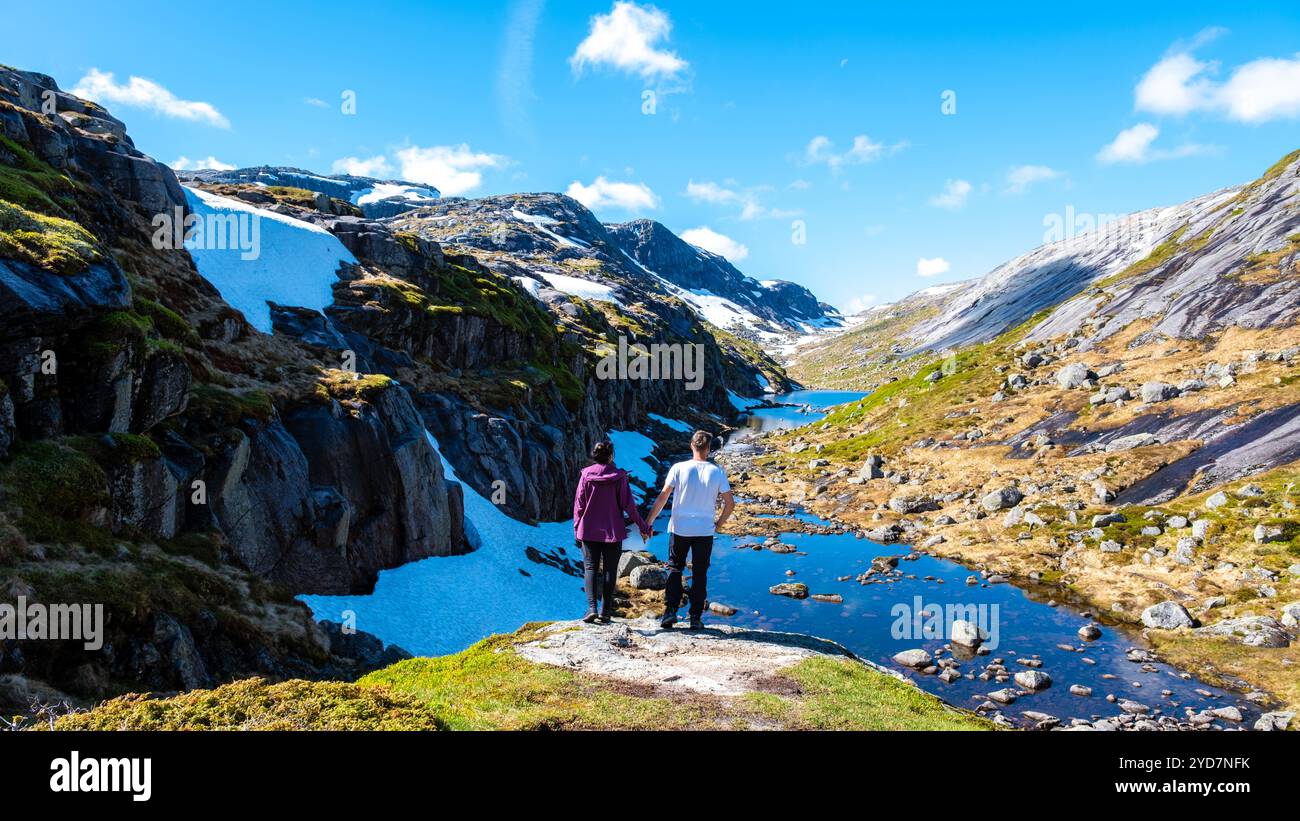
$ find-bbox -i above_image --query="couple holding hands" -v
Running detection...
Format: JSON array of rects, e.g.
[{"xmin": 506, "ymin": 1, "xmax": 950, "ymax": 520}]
[{"xmin": 572, "ymin": 430, "xmax": 735, "ymax": 629}]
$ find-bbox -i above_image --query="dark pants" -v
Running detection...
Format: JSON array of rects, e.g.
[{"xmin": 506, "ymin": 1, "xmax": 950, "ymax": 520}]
[
  {"xmin": 664, "ymin": 534, "xmax": 713, "ymax": 619},
  {"xmin": 580, "ymin": 540, "xmax": 622, "ymax": 617}
]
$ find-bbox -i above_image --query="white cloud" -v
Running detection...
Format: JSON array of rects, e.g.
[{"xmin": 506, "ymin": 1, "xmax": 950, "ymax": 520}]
[
  {"xmin": 1135, "ymin": 34, "xmax": 1300, "ymax": 123},
  {"xmin": 395, "ymin": 144, "xmax": 507, "ymax": 196},
  {"xmin": 170, "ymin": 155, "xmax": 235, "ymax": 172},
  {"xmin": 842, "ymin": 292, "xmax": 879, "ymax": 313},
  {"xmin": 331, "ymin": 155, "xmax": 394, "ymax": 178},
  {"xmin": 304, "ymin": 97, "xmax": 328, "ymax": 108},
  {"xmin": 803, "ymin": 134, "xmax": 903, "ymax": 171},
  {"xmin": 71, "ymin": 69, "xmax": 228, "ymax": 128},
  {"xmin": 570, "ymin": 2, "xmax": 688, "ymax": 81},
  {"xmin": 916, "ymin": 257, "xmax": 951, "ymax": 278},
  {"xmin": 684, "ymin": 179, "xmax": 796, "ymax": 220},
  {"xmin": 1096, "ymin": 123, "xmax": 1209, "ymax": 165},
  {"xmin": 681, "ymin": 226, "xmax": 748, "ymax": 261},
  {"xmin": 567, "ymin": 176, "xmax": 660, "ymax": 211},
  {"xmin": 927, "ymin": 179, "xmax": 971, "ymax": 209},
  {"xmin": 1004, "ymin": 165, "xmax": 1061, "ymax": 194}
]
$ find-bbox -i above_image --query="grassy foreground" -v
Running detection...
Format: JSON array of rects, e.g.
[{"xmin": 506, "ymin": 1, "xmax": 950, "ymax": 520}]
[{"xmin": 49, "ymin": 623, "xmax": 990, "ymax": 731}]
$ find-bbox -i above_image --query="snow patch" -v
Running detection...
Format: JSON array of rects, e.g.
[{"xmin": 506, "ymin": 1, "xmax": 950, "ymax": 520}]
[{"xmin": 182, "ymin": 187, "xmax": 356, "ymax": 333}]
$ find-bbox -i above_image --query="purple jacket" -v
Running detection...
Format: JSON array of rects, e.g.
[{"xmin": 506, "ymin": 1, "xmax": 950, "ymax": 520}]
[{"xmin": 573, "ymin": 462, "xmax": 648, "ymax": 543}]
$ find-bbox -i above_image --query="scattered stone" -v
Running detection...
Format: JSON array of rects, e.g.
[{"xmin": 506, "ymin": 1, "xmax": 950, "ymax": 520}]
[
  {"xmin": 950, "ymin": 619, "xmax": 985, "ymax": 648},
  {"xmin": 1141, "ymin": 601, "xmax": 1194, "ymax": 630},
  {"xmin": 893, "ymin": 648, "xmax": 932, "ymax": 668},
  {"xmin": 1194, "ymin": 616, "xmax": 1294, "ymax": 648},
  {"xmin": 811, "ymin": 593, "xmax": 843, "ymax": 604},
  {"xmin": 1078, "ymin": 624, "xmax": 1102, "ymax": 641},
  {"xmin": 1254, "ymin": 711, "xmax": 1294, "ymax": 731},
  {"xmin": 1014, "ymin": 670, "xmax": 1052, "ymax": 691},
  {"xmin": 1140, "ymin": 382, "xmax": 1180, "ymax": 403},
  {"xmin": 769, "ymin": 582, "xmax": 809, "ymax": 599},
  {"xmin": 1069, "ymin": 684, "xmax": 1093, "ymax": 697},
  {"xmin": 708, "ymin": 602, "xmax": 738, "ymax": 617},
  {"xmin": 1205, "ymin": 491, "xmax": 1229, "ymax": 510},
  {"xmin": 988, "ymin": 688, "xmax": 1018, "ymax": 704},
  {"xmin": 981, "ymin": 487, "xmax": 1024, "ymax": 511}
]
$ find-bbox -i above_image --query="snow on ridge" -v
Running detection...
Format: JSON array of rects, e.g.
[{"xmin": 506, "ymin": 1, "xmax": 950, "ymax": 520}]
[
  {"xmin": 512, "ymin": 272, "xmax": 625, "ymax": 307},
  {"xmin": 512, "ymin": 208, "xmax": 591, "ymax": 248},
  {"xmin": 354, "ymin": 183, "xmax": 438, "ymax": 207},
  {"xmin": 182, "ymin": 186, "xmax": 356, "ymax": 334}
]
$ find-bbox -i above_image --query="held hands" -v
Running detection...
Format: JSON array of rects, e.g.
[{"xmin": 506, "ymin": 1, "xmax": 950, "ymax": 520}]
[{"xmin": 639, "ymin": 525, "xmax": 654, "ymax": 542}]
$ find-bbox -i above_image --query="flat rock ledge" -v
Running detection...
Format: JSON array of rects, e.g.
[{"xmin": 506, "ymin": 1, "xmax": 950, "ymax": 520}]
[{"xmin": 517, "ymin": 618, "xmax": 903, "ymax": 697}]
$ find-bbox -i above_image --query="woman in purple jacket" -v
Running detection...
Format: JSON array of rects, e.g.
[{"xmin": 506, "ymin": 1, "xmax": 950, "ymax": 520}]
[{"xmin": 573, "ymin": 440, "xmax": 651, "ymax": 623}]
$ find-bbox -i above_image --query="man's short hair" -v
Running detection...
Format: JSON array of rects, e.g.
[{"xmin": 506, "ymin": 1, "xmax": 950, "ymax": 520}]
[{"xmin": 691, "ymin": 430, "xmax": 713, "ymax": 451}]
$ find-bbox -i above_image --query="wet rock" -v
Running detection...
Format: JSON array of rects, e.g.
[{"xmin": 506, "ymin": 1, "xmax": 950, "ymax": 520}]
[
  {"xmin": 811, "ymin": 593, "xmax": 843, "ymax": 603},
  {"xmin": 1141, "ymin": 601, "xmax": 1195, "ymax": 630},
  {"xmin": 1078, "ymin": 624, "xmax": 1102, "ymax": 641},
  {"xmin": 988, "ymin": 688, "xmax": 1018, "ymax": 704},
  {"xmin": 708, "ymin": 602, "xmax": 738, "ymax": 617},
  {"xmin": 1069, "ymin": 684, "xmax": 1093, "ymax": 697},
  {"xmin": 769, "ymin": 582, "xmax": 809, "ymax": 599},
  {"xmin": 892, "ymin": 648, "xmax": 932, "ymax": 668},
  {"xmin": 950, "ymin": 619, "xmax": 985, "ymax": 648},
  {"xmin": 1210, "ymin": 706, "xmax": 1243, "ymax": 722},
  {"xmin": 1014, "ymin": 670, "xmax": 1052, "ymax": 691}
]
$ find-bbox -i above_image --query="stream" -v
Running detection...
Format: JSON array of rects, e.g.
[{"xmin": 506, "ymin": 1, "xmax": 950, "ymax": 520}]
[{"xmin": 716, "ymin": 392, "xmax": 1262, "ymax": 729}]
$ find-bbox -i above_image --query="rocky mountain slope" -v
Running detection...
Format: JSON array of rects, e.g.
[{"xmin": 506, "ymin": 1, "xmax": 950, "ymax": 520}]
[
  {"xmin": 180, "ymin": 165, "xmax": 441, "ymax": 219},
  {"xmin": 0, "ymin": 64, "xmax": 813, "ymax": 713},
  {"xmin": 760, "ymin": 150, "xmax": 1300, "ymax": 714}
]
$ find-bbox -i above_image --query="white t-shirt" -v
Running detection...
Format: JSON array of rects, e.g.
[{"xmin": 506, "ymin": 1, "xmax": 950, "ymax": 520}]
[{"xmin": 664, "ymin": 459, "xmax": 731, "ymax": 537}]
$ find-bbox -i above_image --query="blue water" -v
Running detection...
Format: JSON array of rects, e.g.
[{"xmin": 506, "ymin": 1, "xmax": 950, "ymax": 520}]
[
  {"xmin": 737, "ymin": 390, "xmax": 868, "ymax": 432},
  {"xmin": 701, "ymin": 392, "xmax": 1260, "ymax": 728},
  {"xmin": 695, "ymin": 514, "xmax": 1256, "ymax": 727}
]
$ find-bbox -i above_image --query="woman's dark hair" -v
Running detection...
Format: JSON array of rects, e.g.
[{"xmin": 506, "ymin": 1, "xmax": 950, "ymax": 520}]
[{"xmin": 591, "ymin": 440, "xmax": 614, "ymax": 464}]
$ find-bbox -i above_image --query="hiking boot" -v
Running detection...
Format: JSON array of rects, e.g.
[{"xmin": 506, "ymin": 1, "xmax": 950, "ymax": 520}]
[
  {"xmin": 598, "ymin": 613, "xmax": 613, "ymax": 624},
  {"xmin": 659, "ymin": 613, "xmax": 678, "ymax": 629},
  {"xmin": 582, "ymin": 610, "xmax": 599, "ymax": 624},
  {"xmin": 689, "ymin": 616, "xmax": 704, "ymax": 631}
]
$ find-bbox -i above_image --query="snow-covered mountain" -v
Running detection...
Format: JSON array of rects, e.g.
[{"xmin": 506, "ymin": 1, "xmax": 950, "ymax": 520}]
[
  {"xmin": 605, "ymin": 219, "xmax": 842, "ymax": 337},
  {"xmin": 179, "ymin": 165, "xmax": 441, "ymax": 218}
]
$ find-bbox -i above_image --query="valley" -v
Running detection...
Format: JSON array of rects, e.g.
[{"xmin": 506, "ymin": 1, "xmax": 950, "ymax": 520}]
[{"xmin": 1, "ymin": 61, "xmax": 1297, "ymax": 733}]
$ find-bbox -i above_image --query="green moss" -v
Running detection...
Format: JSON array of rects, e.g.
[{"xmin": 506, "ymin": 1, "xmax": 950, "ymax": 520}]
[
  {"xmin": 0, "ymin": 134, "xmax": 78, "ymax": 215},
  {"xmin": 133, "ymin": 297, "xmax": 199, "ymax": 346},
  {"xmin": 188, "ymin": 384, "xmax": 276, "ymax": 426},
  {"xmin": 313, "ymin": 369, "xmax": 394, "ymax": 404},
  {"xmin": 0, "ymin": 199, "xmax": 100, "ymax": 274},
  {"xmin": 49, "ymin": 678, "xmax": 449, "ymax": 731},
  {"xmin": 69, "ymin": 432, "xmax": 162, "ymax": 468},
  {"xmin": 0, "ymin": 439, "xmax": 109, "ymax": 548}
]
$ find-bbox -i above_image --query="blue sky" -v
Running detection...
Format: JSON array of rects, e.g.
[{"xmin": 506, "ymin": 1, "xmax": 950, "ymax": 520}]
[{"xmin": 6, "ymin": 0, "xmax": 1300, "ymax": 311}]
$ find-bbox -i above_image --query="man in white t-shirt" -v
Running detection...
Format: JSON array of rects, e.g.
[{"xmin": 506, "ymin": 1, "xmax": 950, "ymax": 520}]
[{"xmin": 646, "ymin": 430, "xmax": 735, "ymax": 630}]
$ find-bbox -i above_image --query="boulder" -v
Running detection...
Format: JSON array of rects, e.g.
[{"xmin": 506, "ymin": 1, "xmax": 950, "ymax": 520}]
[
  {"xmin": 950, "ymin": 619, "xmax": 985, "ymax": 648},
  {"xmin": 1254, "ymin": 524, "xmax": 1285, "ymax": 544},
  {"xmin": 1014, "ymin": 670, "xmax": 1052, "ymax": 691},
  {"xmin": 1205, "ymin": 491, "xmax": 1229, "ymax": 510},
  {"xmin": 1141, "ymin": 601, "xmax": 1195, "ymax": 630},
  {"xmin": 617, "ymin": 551, "xmax": 652, "ymax": 578},
  {"xmin": 892, "ymin": 648, "xmax": 932, "ymax": 668},
  {"xmin": 629, "ymin": 565, "xmax": 669, "ymax": 590},
  {"xmin": 1280, "ymin": 602, "xmax": 1300, "ymax": 629},
  {"xmin": 1194, "ymin": 616, "xmax": 1293, "ymax": 648},
  {"xmin": 1254, "ymin": 711, "xmax": 1294, "ymax": 731},
  {"xmin": 859, "ymin": 454, "xmax": 885, "ymax": 480},
  {"xmin": 1140, "ymin": 382, "xmax": 1180, "ymax": 403},
  {"xmin": 981, "ymin": 487, "xmax": 1024, "ymax": 511},
  {"xmin": 1055, "ymin": 363, "xmax": 1093, "ymax": 390}
]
